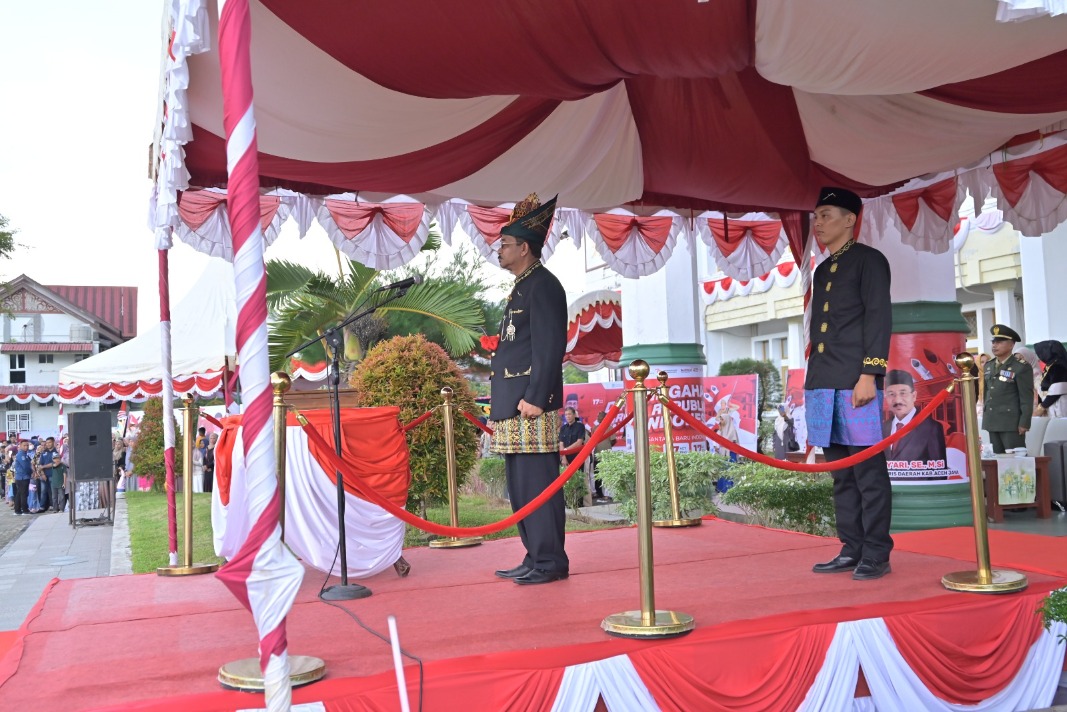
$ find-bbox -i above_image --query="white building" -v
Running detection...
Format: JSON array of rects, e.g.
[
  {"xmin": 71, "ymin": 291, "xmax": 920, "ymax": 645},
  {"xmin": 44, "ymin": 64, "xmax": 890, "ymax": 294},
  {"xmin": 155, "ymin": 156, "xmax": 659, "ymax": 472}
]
[{"xmin": 0, "ymin": 276, "xmax": 136, "ymax": 437}]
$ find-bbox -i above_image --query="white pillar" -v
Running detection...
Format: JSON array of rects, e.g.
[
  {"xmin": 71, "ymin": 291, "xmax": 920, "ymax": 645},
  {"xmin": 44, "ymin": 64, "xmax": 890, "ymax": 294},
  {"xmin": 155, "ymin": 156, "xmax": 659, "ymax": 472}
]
[
  {"xmin": 1020, "ymin": 224, "xmax": 1067, "ymax": 343},
  {"xmin": 621, "ymin": 239, "xmax": 701, "ymax": 346},
  {"xmin": 991, "ymin": 281, "xmax": 1023, "ymax": 340}
]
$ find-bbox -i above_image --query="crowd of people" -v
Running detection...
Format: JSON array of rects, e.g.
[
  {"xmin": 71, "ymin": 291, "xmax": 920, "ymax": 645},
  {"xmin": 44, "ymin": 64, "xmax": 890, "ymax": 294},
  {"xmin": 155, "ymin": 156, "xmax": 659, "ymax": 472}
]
[{"xmin": 4, "ymin": 435, "xmax": 67, "ymax": 516}]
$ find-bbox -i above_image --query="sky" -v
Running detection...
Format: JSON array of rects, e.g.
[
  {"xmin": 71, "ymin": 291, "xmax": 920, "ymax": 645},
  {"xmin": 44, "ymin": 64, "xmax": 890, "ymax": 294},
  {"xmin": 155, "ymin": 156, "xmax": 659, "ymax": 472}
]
[{"xmin": 0, "ymin": 2, "xmax": 588, "ymax": 336}]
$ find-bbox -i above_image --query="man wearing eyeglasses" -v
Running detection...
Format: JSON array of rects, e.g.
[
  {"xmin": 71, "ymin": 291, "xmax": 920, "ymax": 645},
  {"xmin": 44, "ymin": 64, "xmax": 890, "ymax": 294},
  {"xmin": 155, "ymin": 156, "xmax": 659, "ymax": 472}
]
[{"xmin": 489, "ymin": 194, "xmax": 570, "ymax": 586}]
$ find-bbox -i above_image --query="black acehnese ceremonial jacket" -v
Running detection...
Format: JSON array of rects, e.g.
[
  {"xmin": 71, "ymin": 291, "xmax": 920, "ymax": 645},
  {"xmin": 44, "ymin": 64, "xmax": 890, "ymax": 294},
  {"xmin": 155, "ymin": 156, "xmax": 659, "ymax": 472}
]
[
  {"xmin": 488, "ymin": 262, "xmax": 567, "ymax": 421},
  {"xmin": 803, "ymin": 241, "xmax": 892, "ymax": 391}
]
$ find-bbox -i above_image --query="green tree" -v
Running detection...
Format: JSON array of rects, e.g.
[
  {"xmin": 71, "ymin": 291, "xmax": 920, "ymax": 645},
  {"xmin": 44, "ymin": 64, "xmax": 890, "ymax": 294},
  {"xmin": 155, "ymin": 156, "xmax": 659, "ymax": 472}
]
[
  {"xmin": 349, "ymin": 335, "xmax": 479, "ymax": 516},
  {"xmin": 384, "ymin": 244, "xmax": 506, "ymax": 377},
  {"xmin": 266, "ymin": 231, "xmax": 486, "ymax": 374},
  {"xmin": 718, "ymin": 358, "xmax": 782, "ymax": 452},
  {"xmin": 563, "ymin": 365, "xmax": 589, "ymax": 384},
  {"xmin": 0, "ymin": 213, "xmax": 15, "ymax": 258},
  {"xmin": 130, "ymin": 398, "xmax": 179, "ymax": 493}
]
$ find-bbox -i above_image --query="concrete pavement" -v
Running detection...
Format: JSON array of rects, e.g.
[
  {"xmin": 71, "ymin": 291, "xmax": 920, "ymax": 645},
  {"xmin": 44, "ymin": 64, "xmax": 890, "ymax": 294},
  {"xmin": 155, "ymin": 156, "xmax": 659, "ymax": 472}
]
[{"xmin": 0, "ymin": 497, "xmax": 130, "ymax": 631}]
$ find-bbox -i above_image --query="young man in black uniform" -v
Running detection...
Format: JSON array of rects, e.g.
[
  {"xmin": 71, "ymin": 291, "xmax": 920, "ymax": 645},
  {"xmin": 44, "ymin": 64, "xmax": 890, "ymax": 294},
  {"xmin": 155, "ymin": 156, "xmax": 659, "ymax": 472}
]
[
  {"xmin": 488, "ymin": 194, "xmax": 570, "ymax": 585},
  {"xmin": 805, "ymin": 187, "xmax": 894, "ymax": 581}
]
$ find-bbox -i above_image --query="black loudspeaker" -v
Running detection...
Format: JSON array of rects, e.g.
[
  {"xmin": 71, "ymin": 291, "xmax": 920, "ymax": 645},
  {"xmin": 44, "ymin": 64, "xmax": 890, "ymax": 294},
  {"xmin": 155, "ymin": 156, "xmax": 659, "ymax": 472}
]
[{"xmin": 69, "ymin": 411, "xmax": 115, "ymax": 482}]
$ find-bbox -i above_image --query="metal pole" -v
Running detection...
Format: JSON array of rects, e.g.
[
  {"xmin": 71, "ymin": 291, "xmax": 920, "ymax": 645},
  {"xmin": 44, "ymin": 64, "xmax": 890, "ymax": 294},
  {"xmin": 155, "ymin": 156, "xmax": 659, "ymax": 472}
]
[
  {"xmin": 941, "ymin": 353, "xmax": 1026, "ymax": 594},
  {"xmin": 429, "ymin": 387, "xmax": 481, "ymax": 548},
  {"xmin": 183, "ymin": 396, "xmax": 195, "ymax": 567},
  {"xmin": 602, "ymin": 360, "xmax": 694, "ymax": 638},
  {"xmin": 654, "ymin": 372, "xmax": 701, "ymax": 528},
  {"xmin": 272, "ymin": 372, "xmax": 291, "ymax": 541}
]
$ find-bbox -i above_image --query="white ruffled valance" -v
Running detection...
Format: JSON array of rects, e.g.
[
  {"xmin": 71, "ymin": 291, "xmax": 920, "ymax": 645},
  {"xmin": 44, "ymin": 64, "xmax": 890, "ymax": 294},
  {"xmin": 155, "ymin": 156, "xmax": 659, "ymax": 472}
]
[{"xmin": 315, "ymin": 194, "xmax": 432, "ymax": 270}]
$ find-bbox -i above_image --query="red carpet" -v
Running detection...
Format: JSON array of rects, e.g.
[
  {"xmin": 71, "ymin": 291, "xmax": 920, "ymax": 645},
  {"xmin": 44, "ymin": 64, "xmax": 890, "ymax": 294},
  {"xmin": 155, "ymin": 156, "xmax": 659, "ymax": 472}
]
[
  {"xmin": 894, "ymin": 526, "xmax": 1067, "ymax": 578},
  {"xmin": 1, "ymin": 518, "xmax": 1063, "ymax": 711}
]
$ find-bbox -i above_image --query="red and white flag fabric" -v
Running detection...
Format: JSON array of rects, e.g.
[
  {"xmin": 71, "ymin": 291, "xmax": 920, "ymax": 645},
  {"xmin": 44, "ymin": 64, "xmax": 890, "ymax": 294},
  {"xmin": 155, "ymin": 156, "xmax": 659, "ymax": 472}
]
[{"xmin": 212, "ymin": 1, "xmax": 303, "ymax": 709}]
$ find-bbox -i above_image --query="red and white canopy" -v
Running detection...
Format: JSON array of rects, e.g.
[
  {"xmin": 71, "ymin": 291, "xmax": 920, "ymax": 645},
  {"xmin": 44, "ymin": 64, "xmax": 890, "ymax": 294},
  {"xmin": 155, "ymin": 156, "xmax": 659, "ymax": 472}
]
[
  {"xmin": 565, "ymin": 291, "xmax": 622, "ymax": 373},
  {"xmin": 58, "ymin": 261, "xmax": 236, "ymax": 403},
  {"xmin": 152, "ymin": 1, "xmax": 1067, "ymax": 279}
]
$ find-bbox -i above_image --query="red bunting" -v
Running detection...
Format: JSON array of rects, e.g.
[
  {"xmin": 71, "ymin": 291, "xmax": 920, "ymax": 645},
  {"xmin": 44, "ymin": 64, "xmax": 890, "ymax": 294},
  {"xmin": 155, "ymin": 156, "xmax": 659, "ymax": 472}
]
[{"xmin": 324, "ymin": 200, "xmax": 423, "ymax": 241}]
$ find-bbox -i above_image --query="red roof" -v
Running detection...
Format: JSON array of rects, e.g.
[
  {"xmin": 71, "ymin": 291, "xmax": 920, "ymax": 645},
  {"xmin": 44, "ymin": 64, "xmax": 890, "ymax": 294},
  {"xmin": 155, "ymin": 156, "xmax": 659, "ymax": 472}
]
[
  {"xmin": 1, "ymin": 342, "xmax": 94, "ymax": 353},
  {"xmin": 45, "ymin": 285, "xmax": 137, "ymax": 338}
]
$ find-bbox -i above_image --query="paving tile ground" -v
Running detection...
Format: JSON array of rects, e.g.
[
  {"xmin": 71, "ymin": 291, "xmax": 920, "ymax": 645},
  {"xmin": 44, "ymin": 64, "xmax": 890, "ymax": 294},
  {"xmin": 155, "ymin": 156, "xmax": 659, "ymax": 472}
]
[{"xmin": 0, "ymin": 498, "xmax": 123, "ymax": 631}]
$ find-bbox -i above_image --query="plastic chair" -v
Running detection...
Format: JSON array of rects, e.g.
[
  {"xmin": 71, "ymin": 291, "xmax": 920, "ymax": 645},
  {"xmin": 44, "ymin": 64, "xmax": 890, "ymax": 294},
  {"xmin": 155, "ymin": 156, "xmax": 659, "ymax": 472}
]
[{"xmin": 1026, "ymin": 416, "xmax": 1050, "ymax": 456}]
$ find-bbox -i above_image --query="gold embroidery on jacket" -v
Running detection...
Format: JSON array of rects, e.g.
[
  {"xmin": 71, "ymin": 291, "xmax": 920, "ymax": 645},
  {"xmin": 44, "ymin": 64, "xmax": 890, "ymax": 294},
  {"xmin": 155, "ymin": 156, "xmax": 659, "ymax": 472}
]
[{"xmin": 504, "ymin": 366, "xmax": 532, "ymax": 378}]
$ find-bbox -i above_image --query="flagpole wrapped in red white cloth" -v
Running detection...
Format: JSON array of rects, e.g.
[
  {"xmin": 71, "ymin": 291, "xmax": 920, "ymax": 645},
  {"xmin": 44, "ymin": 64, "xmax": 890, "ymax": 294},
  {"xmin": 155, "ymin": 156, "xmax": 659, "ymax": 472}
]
[
  {"xmin": 158, "ymin": 249, "xmax": 179, "ymax": 566},
  {"xmin": 214, "ymin": 1, "xmax": 303, "ymax": 709}
]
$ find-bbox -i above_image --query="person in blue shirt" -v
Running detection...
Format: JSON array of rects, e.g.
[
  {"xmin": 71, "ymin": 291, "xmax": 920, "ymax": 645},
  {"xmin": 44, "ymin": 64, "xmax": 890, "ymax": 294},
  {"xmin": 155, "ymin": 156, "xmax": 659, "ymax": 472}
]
[{"xmin": 13, "ymin": 440, "xmax": 33, "ymax": 515}]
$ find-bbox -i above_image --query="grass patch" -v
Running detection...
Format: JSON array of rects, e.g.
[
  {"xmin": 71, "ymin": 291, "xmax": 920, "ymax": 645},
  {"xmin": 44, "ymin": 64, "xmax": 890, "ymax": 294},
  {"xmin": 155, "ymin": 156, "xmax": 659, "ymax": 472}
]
[
  {"xmin": 125, "ymin": 491, "xmax": 224, "ymax": 574},
  {"xmin": 126, "ymin": 491, "xmax": 620, "ymax": 565},
  {"xmin": 404, "ymin": 494, "xmax": 623, "ymax": 547}
]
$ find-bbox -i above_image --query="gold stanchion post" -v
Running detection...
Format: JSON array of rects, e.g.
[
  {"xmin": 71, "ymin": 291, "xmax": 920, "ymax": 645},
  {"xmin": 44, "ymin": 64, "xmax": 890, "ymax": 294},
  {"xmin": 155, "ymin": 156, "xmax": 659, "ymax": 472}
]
[
  {"xmin": 653, "ymin": 371, "xmax": 702, "ymax": 528},
  {"xmin": 602, "ymin": 360, "xmax": 695, "ymax": 638},
  {"xmin": 158, "ymin": 396, "xmax": 219, "ymax": 576},
  {"xmin": 272, "ymin": 372, "xmax": 291, "ymax": 541},
  {"xmin": 941, "ymin": 353, "xmax": 1027, "ymax": 593},
  {"xmin": 429, "ymin": 387, "xmax": 482, "ymax": 548}
]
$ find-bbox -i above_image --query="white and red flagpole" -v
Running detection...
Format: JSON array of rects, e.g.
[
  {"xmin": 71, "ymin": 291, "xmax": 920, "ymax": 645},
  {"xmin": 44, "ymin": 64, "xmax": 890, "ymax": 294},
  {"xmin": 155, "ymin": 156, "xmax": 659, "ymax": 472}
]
[
  {"xmin": 159, "ymin": 249, "xmax": 179, "ymax": 566},
  {"xmin": 215, "ymin": 1, "xmax": 303, "ymax": 709}
]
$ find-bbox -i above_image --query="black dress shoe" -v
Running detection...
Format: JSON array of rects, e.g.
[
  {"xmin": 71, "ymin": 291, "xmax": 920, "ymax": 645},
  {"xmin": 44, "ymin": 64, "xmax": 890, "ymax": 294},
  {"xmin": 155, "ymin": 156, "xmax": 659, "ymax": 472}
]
[
  {"xmin": 812, "ymin": 555, "xmax": 859, "ymax": 574},
  {"xmin": 513, "ymin": 568, "xmax": 568, "ymax": 585},
  {"xmin": 494, "ymin": 564, "xmax": 531, "ymax": 579},
  {"xmin": 852, "ymin": 559, "xmax": 891, "ymax": 580}
]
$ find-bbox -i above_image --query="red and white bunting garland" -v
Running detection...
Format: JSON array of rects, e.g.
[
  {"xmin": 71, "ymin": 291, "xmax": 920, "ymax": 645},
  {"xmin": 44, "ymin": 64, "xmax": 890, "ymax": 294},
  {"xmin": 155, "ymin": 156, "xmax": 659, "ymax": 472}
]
[
  {"xmin": 696, "ymin": 212, "xmax": 789, "ymax": 281},
  {"xmin": 316, "ymin": 194, "xmax": 433, "ymax": 269},
  {"xmin": 57, "ymin": 371, "xmax": 226, "ymax": 404},
  {"xmin": 701, "ymin": 260, "xmax": 804, "ymax": 304},
  {"xmin": 215, "ymin": 1, "xmax": 303, "ymax": 709},
  {"xmin": 174, "ymin": 188, "xmax": 313, "ymax": 261},
  {"xmin": 158, "ymin": 249, "xmax": 179, "ymax": 567},
  {"xmin": 589, "ymin": 208, "xmax": 681, "ymax": 278}
]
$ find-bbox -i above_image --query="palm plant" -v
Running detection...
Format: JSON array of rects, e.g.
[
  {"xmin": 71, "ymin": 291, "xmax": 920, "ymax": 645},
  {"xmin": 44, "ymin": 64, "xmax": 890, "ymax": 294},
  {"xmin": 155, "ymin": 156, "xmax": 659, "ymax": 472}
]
[{"xmin": 266, "ymin": 235, "xmax": 486, "ymax": 374}]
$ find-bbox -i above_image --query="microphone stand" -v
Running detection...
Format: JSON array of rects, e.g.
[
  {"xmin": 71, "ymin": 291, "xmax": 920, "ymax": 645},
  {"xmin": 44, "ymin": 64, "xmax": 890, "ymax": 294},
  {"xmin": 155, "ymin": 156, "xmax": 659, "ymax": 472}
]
[{"xmin": 286, "ymin": 286, "xmax": 412, "ymax": 601}]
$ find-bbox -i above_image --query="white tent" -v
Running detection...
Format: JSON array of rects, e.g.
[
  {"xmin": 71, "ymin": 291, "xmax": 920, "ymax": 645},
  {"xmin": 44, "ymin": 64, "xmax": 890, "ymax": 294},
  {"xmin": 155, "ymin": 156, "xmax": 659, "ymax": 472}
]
[{"xmin": 58, "ymin": 260, "xmax": 236, "ymax": 403}]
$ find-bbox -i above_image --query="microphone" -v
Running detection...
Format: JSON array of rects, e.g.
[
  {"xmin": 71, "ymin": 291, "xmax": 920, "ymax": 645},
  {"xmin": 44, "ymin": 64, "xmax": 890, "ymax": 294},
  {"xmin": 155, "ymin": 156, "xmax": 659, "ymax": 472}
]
[{"xmin": 375, "ymin": 275, "xmax": 423, "ymax": 292}]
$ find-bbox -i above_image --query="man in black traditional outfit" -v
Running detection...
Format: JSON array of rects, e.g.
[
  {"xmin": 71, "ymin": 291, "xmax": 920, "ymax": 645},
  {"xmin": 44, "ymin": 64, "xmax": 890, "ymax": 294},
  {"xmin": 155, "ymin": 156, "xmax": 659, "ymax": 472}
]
[
  {"xmin": 489, "ymin": 194, "xmax": 570, "ymax": 585},
  {"xmin": 805, "ymin": 187, "xmax": 894, "ymax": 581}
]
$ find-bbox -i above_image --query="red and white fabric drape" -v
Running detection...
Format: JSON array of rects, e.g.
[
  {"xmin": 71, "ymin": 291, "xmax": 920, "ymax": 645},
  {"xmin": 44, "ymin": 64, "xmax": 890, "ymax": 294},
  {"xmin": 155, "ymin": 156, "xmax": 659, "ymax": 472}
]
[
  {"xmin": 962, "ymin": 136, "xmax": 1067, "ymax": 237},
  {"xmin": 701, "ymin": 261, "xmax": 804, "ymax": 304},
  {"xmin": 57, "ymin": 371, "xmax": 226, "ymax": 404},
  {"xmin": 438, "ymin": 200, "xmax": 567, "ymax": 268},
  {"xmin": 316, "ymin": 194, "xmax": 434, "ymax": 269},
  {"xmin": 995, "ymin": 0, "xmax": 1067, "ymax": 23},
  {"xmin": 589, "ymin": 209, "xmax": 683, "ymax": 278},
  {"xmin": 214, "ymin": 0, "xmax": 303, "ymax": 709},
  {"xmin": 543, "ymin": 611, "xmax": 1066, "ymax": 711},
  {"xmin": 565, "ymin": 290, "xmax": 622, "ymax": 372},
  {"xmin": 864, "ymin": 177, "xmax": 966, "ymax": 254},
  {"xmin": 213, "ymin": 410, "xmax": 410, "ymax": 579},
  {"xmin": 174, "ymin": 188, "xmax": 313, "ymax": 260},
  {"xmin": 697, "ymin": 213, "xmax": 788, "ymax": 281}
]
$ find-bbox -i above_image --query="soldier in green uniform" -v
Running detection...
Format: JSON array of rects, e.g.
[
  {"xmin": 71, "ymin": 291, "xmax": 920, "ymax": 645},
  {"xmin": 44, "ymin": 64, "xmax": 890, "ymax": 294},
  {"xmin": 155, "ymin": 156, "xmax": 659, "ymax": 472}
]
[
  {"xmin": 982, "ymin": 324, "xmax": 1034, "ymax": 454},
  {"xmin": 488, "ymin": 194, "xmax": 570, "ymax": 586}
]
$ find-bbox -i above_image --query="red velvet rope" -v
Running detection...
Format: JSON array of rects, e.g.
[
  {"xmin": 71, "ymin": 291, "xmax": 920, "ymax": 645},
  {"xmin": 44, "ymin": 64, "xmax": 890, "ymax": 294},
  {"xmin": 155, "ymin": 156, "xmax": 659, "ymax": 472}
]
[
  {"xmin": 200, "ymin": 412, "xmax": 225, "ymax": 429},
  {"xmin": 601, "ymin": 411, "xmax": 635, "ymax": 440},
  {"xmin": 401, "ymin": 408, "xmax": 437, "ymax": 433},
  {"xmin": 461, "ymin": 410, "xmax": 494, "ymax": 435},
  {"xmin": 664, "ymin": 386, "xmax": 955, "ymax": 473},
  {"xmin": 295, "ymin": 401, "xmax": 623, "ymax": 537}
]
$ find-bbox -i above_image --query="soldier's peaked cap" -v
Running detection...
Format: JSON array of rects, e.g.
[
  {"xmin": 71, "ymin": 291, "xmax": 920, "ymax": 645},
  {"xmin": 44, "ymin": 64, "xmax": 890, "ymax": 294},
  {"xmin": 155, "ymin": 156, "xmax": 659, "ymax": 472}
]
[{"xmin": 990, "ymin": 324, "xmax": 1021, "ymax": 342}]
